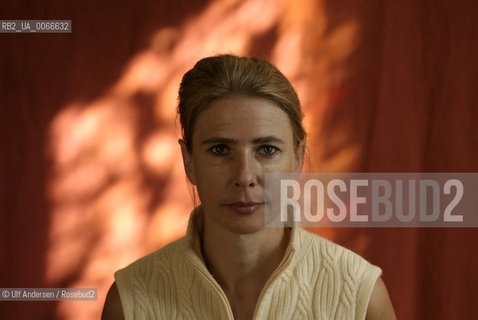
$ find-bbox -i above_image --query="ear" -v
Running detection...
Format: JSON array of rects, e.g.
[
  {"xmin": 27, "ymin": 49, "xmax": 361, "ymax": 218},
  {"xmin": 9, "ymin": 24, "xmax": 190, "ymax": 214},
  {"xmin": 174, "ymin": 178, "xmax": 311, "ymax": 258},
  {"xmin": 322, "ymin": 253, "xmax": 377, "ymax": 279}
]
[
  {"xmin": 179, "ymin": 139, "xmax": 197, "ymax": 185},
  {"xmin": 293, "ymin": 143, "xmax": 305, "ymax": 174}
]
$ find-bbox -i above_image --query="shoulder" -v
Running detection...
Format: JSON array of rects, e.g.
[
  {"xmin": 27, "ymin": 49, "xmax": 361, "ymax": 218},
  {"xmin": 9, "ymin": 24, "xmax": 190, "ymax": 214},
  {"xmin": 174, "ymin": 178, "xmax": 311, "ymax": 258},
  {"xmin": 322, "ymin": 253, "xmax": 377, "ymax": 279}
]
[
  {"xmin": 101, "ymin": 282, "xmax": 124, "ymax": 320},
  {"xmin": 365, "ymin": 277, "xmax": 397, "ymax": 320},
  {"xmin": 297, "ymin": 228, "xmax": 380, "ymax": 273},
  {"xmin": 116, "ymin": 236, "xmax": 187, "ymax": 280},
  {"xmin": 296, "ymin": 228, "xmax": 386, "ymax": 319},
  {"xmin": 111, "ymin": 236, "xmax": 188, "ymax": 319}
]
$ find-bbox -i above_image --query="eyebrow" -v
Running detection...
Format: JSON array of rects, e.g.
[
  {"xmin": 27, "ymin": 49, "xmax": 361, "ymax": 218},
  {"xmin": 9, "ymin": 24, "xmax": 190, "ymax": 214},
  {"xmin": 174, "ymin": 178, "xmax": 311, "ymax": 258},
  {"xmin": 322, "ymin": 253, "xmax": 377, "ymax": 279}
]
[{"xmin": 201, "ymin": 136, "xmax": 286, "ymax": 145}]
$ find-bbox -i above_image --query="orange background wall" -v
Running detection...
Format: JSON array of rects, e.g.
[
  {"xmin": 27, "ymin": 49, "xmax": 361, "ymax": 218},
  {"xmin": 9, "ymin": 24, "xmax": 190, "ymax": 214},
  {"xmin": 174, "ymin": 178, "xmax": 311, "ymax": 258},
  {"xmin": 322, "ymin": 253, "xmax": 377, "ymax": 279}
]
[{"xmin": 1, "ymin": 0, "xmax": 477, "ymax": 319}]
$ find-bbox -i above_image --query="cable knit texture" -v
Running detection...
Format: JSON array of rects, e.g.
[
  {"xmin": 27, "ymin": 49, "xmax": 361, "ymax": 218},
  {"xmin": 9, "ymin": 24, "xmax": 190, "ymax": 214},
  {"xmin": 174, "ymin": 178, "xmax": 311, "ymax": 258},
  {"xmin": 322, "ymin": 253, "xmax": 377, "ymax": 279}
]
[{"xmin": 115, "ymin": 208, "xmax": 382, "ymax": 319}]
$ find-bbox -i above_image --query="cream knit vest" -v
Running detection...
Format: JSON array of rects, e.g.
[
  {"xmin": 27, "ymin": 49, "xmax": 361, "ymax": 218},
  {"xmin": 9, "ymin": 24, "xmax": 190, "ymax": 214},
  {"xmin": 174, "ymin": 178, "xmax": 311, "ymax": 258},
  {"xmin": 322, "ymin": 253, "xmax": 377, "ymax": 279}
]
[{"xmin": 115, "ymin": 208, "xmax": 382, "ymax": 319}]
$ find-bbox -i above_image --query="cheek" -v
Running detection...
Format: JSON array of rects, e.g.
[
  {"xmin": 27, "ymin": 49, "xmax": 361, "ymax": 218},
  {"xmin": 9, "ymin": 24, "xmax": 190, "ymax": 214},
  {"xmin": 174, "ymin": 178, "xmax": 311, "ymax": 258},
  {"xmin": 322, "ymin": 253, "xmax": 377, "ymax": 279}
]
[
  {"xmin": 264, "ymin": 154, "xmax": 298, "ymax": 172},
  {"xmin": 194, "ymin": 173, "xmax": 225, "ymax": 206},
  {"xmin": 192, "ymin": 159, "xmax": 228, "ymax": 188},
  {"xmin": 195, "ymin": 160, "xmax": 228, "ymax": 177}
]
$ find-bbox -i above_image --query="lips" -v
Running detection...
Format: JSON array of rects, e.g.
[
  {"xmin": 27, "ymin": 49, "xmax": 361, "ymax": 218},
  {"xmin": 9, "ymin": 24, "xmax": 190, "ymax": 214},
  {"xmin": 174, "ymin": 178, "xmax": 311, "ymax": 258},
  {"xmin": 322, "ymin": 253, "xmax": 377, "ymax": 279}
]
[{"xmin": 225, "ymin": 201, "xmax": 264, "ymax": 215}]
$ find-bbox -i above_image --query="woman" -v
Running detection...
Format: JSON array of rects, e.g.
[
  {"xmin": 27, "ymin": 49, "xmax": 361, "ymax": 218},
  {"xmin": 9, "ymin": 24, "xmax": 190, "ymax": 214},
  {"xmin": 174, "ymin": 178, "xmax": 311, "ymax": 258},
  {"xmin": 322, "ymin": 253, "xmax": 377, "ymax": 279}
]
[{"xmin": 102, "ymin": 55, "xmax": 396, "ymax": 319}]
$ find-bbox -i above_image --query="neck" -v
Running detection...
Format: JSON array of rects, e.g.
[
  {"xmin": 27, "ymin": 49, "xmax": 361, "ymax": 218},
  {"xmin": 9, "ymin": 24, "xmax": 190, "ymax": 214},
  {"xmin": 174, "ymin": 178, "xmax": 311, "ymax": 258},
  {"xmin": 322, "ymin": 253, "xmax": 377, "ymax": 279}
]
[{"xmin": 201, "ymin": 215, "xmax": 290, "ymax": 299}]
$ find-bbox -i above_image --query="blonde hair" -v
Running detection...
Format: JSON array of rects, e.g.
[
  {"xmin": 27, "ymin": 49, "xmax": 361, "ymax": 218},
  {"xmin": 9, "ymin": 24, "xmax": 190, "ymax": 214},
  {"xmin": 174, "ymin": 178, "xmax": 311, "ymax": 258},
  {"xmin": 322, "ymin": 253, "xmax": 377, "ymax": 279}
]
[{"xmin": 177, "ymin": 54, "xmax": 306, "ymax": 151}]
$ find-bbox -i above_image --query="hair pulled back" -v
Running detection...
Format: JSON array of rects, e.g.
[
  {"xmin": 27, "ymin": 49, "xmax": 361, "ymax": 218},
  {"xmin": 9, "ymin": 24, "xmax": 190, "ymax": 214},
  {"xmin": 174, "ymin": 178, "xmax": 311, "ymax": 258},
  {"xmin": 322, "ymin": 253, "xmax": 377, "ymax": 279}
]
[{"xmin": 177, "ymin": 54, "xmax": 305, "ymax": 151}]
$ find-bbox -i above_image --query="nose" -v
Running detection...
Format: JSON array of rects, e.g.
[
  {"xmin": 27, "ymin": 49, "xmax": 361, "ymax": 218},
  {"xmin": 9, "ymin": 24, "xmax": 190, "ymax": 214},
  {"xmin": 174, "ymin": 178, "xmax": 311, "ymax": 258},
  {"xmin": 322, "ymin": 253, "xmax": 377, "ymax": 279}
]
[{"xmin": 233, "ymin": 150, "xmax": 258, "ymax": 188}]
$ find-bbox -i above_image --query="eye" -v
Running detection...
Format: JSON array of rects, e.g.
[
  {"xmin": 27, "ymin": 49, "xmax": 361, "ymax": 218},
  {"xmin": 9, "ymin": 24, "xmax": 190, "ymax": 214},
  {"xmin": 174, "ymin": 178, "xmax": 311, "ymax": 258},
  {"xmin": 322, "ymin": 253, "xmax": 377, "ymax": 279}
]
[
  {"xmin": 258, "ymin": 145, "xmax": 279, "ymax": 156},
  {"xmin": 210, "ymin": 144, "xmax": 230, "ymax": 156}
]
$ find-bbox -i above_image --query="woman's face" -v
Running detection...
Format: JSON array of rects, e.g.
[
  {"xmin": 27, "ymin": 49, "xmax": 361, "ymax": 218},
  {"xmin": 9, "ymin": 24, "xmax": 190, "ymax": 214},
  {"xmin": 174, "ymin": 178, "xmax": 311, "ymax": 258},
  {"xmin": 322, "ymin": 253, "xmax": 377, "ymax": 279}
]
[{"xmin": 180, "ymin": 95, "xmax": 303, "ymax": 234}]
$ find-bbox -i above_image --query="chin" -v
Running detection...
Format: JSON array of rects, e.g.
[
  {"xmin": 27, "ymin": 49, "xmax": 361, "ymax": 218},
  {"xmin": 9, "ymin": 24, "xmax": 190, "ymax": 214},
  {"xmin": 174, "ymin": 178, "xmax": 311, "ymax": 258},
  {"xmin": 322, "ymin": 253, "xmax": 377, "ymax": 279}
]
[
  {"xmin": 219, "ymin": 207, "xmax": 267, "ymax": 235},
  {"xmin": 227, "ymin": 222, "xmax": 264, "ymax": 235}
]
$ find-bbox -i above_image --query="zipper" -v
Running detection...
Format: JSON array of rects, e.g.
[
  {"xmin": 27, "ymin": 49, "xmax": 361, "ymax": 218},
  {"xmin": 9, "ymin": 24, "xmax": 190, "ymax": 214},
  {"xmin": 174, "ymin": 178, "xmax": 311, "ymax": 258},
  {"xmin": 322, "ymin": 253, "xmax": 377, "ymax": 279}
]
[
  {"xmin": 251, "ymin": 247, "xmax": 295, "ymax": 319},
  {"xmin": 186, "ymin": 251, "xmax": 235, "ymax": 320}
]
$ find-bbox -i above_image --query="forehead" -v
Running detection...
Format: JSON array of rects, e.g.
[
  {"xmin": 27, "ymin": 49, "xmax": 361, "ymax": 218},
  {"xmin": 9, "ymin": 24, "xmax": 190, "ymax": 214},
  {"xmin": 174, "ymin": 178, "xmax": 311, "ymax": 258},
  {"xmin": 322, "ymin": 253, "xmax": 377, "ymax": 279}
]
[{"xmin": 193, "ymin": 96, "xmax": 293, "ymax": 141}]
